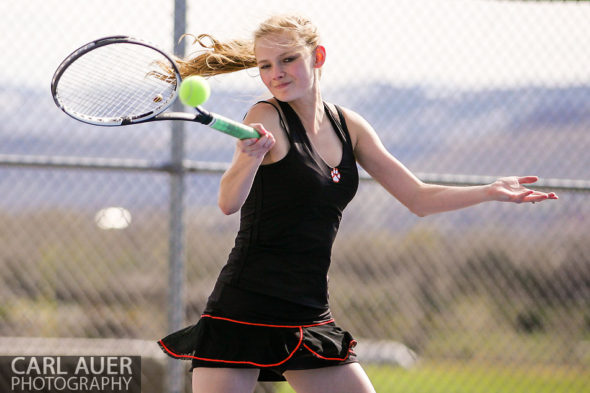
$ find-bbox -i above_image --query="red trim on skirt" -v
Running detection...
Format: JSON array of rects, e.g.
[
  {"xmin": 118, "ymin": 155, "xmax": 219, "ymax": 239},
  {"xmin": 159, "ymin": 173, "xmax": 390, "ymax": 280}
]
[{"xmin": 158, "ymin": 314, "xmax": 355, "ymax": 368}]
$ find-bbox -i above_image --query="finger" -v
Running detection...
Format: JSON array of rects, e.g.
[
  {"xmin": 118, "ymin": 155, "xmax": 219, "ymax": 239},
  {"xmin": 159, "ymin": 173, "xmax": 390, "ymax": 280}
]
[
  {"xmin": 240, "ymin": 138, "xmax": 258, "ymax": 147},
  {"xmin": 251, "ymin": 131, "xmax": 274, "ymax": 148},
  {"xmin": 516, "ymin": 190, "xmax": 534, "ymax": 202},
  {"xmin": 252, "ymin": 135, "xmax": 267, "ymax": 148},
  {"xmin": 250, "ymin": 123, "xmax": 271, "ymax": 138},
  {"xmin": 532, "ymin": 192, "xmax": 559, "ymax": 202},
  {"xmin": 238, "ymin": 139, "xmax": 259, "ymax": 155},
  {"xmin": 523, "ymin": 192, "xmax": 550, "ymax": 203},
  {"xmin": 263, "ymin": 137, "xmax": 276, "ymax": 151},
  {"xmin": 243, "ymin": 135, "xmax": 272, "ymax": 155},
  {"xmin": 518, "ymin": 176, "xmax": 539, "ymax": 185}
]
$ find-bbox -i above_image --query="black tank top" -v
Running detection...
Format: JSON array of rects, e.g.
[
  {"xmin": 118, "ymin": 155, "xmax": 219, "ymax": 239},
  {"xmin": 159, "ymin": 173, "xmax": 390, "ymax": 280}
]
[{"xmin": 205, "ymin": 100, "xmax": 358, "ymax": 322}]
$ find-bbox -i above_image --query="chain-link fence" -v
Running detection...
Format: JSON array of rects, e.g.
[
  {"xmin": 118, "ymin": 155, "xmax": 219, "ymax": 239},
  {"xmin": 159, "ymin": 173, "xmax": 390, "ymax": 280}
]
[{"xmin": 1, "ymin": 1, "xmax": 589, "ymax": 393}]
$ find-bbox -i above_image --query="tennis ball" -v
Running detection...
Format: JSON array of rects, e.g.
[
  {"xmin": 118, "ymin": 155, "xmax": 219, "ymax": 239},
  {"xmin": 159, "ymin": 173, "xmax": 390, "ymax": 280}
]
[{"xmin": 179, "ymin": 75, "xmax": 211, "ymax": 107}]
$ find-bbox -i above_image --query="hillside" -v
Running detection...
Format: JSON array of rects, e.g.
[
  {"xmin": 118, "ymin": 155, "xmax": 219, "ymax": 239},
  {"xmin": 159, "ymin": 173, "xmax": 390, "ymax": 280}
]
[{"xmin": 0, "ymin": 82, "xmax": 588, "ymax": 210}]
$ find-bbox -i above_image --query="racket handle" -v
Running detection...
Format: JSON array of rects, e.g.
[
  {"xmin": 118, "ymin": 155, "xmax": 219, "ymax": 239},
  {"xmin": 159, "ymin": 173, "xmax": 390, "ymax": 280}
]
[{"xmin": 209, "ymin": 114, "xmax": 260, "ymax": 139}]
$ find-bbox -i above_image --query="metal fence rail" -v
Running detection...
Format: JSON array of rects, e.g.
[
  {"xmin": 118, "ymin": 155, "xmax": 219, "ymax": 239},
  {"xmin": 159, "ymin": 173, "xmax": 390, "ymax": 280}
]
[{"xmin": 3, "ymin": 154, "xmax": 589, "ymax": 191}]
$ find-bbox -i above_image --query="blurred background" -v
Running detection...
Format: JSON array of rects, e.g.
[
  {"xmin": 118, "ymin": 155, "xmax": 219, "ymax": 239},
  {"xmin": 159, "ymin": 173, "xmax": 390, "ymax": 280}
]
[{"xmin": 1, "ymin": 1, "xmax": 589, "ymax": 392}]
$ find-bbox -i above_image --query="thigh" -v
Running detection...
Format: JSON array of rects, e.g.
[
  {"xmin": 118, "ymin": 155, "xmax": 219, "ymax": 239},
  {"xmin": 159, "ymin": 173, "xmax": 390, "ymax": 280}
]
[
  {"xmin": 192, "ymin": 367, "xmax": 260, "ymax": 393},
  {"xmin": 284, "ymin": 363, "xmax": 376, "ymax": 393}
]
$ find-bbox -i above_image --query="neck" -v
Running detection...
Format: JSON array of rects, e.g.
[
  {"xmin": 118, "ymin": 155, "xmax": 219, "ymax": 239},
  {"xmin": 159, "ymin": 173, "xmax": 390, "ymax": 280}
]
[{"xmin": 289, "ymin": 83, "xmax": 324, "ymax": 135}]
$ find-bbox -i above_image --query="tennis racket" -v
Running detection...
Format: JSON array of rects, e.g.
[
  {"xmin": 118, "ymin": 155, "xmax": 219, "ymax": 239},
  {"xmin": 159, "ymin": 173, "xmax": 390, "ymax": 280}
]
[{"xmin": 50, "ymin": 35, "xmax": 260, "ymax": 139}]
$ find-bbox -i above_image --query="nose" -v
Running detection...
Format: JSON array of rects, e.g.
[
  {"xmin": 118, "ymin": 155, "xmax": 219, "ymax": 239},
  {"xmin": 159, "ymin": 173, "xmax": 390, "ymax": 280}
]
[{"xmin": 271, "ymin": 64, "xmax": 285, "ymax": 80}]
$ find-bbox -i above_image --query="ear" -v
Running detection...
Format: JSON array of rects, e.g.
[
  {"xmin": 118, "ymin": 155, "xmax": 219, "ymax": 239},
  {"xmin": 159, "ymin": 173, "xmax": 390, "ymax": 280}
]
[{"xmin": 314, "ymin": 46, "xmax": 326, "ymax": 68}]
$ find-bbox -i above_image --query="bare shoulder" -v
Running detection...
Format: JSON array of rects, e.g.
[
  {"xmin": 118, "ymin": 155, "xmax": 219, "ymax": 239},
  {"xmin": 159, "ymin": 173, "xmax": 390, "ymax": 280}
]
[
  {"xmin": 244, "ymin": 98, "xmax": 289, "ymax": 164},
  {"xmin": 245, "ymin": 99, "xmax": 281, "ymax": 124}
]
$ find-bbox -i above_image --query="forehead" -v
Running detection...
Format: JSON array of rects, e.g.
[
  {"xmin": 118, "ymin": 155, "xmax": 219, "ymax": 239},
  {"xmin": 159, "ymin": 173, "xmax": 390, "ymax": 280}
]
[{"xmin": 254, "ymin": 32, "xmax": 306, "ymax": 58}]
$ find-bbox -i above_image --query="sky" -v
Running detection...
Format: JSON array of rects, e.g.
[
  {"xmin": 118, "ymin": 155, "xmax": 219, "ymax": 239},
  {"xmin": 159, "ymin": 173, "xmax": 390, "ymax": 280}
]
[{"xmin": 1, "ymin": 0, "xmax": 590, "ymax": 90}]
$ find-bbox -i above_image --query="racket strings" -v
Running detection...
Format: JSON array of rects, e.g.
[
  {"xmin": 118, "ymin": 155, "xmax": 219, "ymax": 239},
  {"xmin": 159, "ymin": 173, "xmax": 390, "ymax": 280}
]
[{"xmin": 55, "ymin": 43, "xmax": 177, "ymax": 123}]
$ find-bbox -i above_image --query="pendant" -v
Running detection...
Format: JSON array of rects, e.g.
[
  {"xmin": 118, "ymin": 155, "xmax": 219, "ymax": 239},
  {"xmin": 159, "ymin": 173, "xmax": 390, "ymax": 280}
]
[{"xmin": 330, "ymin": 168, "xmax": 341, "ymax": 183}]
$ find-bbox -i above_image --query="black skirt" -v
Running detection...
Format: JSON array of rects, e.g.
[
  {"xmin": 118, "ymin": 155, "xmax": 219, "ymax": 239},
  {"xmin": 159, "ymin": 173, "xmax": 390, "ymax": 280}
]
[{"xmin": 157, "ymin": 314, "xmax": 358, "ymax": 381}]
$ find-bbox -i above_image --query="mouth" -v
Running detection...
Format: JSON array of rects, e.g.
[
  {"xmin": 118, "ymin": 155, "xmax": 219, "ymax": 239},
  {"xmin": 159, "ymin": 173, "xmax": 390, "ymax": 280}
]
[{"xmin": 273, "ymin": 81, "xmax": 291, "ymax": 89}]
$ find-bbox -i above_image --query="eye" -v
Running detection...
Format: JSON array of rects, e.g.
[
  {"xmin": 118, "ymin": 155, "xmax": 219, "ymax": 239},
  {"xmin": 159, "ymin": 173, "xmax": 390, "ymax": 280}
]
[
  {"xmin": 258, "ymin": 64, "xmax": 270, "ymax": 70},
  {"xmin": 283, "ymin": 55, "xmax": 299, "ymax": 63}
]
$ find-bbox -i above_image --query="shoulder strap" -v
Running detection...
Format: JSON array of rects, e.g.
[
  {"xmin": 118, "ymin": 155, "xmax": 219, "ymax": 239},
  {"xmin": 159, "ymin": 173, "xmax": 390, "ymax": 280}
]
[
  {"xmin": 249, "ymin": 100, "xmax": 290, "ymax": 139},
  {"xmin": 276, "ymin": 99, "xmax": 308, "ymax": 142},
  {"xmin": 324, "ymin": 103, "xmax": 353, "ymax": 147}
]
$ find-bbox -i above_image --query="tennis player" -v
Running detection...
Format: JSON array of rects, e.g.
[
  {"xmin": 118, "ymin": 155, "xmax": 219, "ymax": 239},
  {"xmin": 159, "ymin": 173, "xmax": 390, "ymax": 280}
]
[{"xmin": 158, "ymin": 14, "xmax": 558, "ymax": 393}]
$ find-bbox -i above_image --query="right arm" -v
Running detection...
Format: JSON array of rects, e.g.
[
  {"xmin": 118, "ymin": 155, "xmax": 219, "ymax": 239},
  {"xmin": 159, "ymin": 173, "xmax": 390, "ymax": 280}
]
[{"xmin": 217, "ymin": 104, "xmax": 281, "ymax": 215}]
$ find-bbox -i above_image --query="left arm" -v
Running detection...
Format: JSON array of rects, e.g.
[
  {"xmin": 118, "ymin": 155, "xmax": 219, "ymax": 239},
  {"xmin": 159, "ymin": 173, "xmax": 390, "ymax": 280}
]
[
  {"xmin": 399, "ymin": 175, "xmax": 555, "ymax": 217},
  {"xmin": 343, "ymin": 109, "xmax": 557, "ymax": 217}
]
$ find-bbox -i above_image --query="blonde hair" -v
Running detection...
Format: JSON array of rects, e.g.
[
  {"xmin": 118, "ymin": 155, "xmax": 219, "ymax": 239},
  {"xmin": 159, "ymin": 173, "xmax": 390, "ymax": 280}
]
[{"xmin": 172, "ymin": 14, "xmax": 321, "ymax": 79}]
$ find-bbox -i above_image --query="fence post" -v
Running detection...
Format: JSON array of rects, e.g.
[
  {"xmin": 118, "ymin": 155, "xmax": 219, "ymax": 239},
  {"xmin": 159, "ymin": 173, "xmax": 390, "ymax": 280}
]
[{"xmin": 168, "ymin": 1, "xmax": 187, "ymax": 393}]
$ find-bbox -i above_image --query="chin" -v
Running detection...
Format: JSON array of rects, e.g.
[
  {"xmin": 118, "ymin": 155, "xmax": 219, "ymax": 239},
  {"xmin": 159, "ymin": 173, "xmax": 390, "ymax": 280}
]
[{"xmin": 271, "ymin": 90, "xmax": 301, "ymax": 103}]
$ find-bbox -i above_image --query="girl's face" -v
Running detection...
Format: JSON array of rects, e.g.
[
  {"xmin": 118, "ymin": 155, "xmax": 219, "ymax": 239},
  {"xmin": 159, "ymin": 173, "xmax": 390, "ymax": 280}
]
[{"xmin": 255, "ymin": 33, "xmax": 317, "ymax": 102}]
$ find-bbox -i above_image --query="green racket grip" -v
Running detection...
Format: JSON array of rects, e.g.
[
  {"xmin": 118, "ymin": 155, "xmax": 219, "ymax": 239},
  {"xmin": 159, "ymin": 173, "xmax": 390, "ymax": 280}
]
[{"xmin": 209, "ymin": 114, "xmax": 260, "ymax": 139}]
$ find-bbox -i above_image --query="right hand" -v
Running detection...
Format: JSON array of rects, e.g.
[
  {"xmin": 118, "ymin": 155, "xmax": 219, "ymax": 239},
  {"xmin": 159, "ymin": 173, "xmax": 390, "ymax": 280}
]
[{"xmin": 237, "ymin": 123, "xmax": 275, "ymax": 159}]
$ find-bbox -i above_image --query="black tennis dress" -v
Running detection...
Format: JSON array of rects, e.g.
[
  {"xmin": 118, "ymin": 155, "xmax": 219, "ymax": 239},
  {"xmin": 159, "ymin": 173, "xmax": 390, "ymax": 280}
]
[{"xmin": 158, "ymin": 100, "xmax": 359, "ymax": 381}]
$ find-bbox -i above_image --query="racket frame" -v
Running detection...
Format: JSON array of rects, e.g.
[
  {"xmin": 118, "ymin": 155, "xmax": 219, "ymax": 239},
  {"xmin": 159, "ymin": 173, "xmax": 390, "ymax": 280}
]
[
  {"xmin": 52, "ymin": 35, "xmax": 183, "ymax": 126},
  {"xmin": 51, "ymin": 36, "xmax": 260, "ymax": 139}
]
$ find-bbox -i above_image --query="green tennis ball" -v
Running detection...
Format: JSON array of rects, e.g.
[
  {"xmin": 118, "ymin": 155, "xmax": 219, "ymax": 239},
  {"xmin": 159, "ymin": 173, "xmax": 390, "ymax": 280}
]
[{"xmin": 179, "ymin": 75, "xmax": 211, "ymax": 107}]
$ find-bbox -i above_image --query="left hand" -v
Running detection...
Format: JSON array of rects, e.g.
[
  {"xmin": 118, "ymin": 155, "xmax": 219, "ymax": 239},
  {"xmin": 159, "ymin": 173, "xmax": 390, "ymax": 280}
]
[{"xmin": 491, "ymin": 176, "xmax": 558, "ymax": 204}]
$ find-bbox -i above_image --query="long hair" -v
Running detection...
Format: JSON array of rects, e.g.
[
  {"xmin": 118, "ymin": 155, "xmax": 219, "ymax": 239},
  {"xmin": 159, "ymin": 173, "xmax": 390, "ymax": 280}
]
[
  {"xmin": 171, "ymin": 14, "xmax": 321, "ymax": 80},
  {"xmin": 173, "ymin": 34, "xmax": 256, "ymax": 79}
]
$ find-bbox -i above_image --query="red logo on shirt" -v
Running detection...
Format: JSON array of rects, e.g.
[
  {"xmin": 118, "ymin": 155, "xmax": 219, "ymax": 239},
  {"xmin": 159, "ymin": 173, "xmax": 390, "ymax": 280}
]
[{"xmin": 330, "ymin": 168, "xmax": 341, "ymax": 183}]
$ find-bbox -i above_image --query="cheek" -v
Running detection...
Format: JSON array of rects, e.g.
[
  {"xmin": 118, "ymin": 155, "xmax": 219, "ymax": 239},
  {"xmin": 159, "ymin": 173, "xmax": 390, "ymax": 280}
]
[
  {"xmin": 295, "ymin": 67, "xmax": 315, "ymax": 89},
  {"xmin": 259, "ymin": 71, "xmax": 272, "ymax": 88}
]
